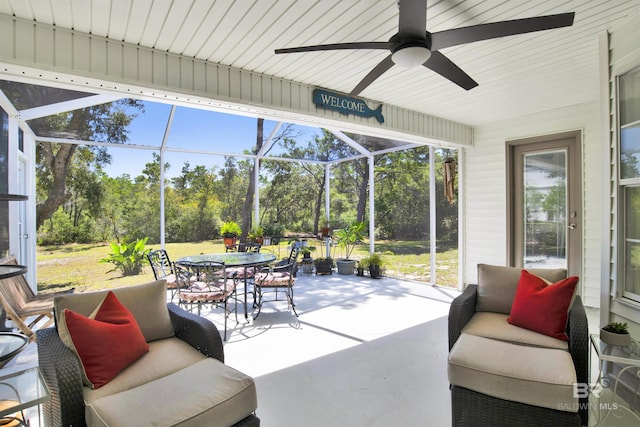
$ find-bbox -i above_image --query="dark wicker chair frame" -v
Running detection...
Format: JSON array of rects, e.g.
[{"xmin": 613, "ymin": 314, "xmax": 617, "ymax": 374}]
[
  {"xmin": 448, "ymin": 284, "xmax": 588, "ymax": 427},
  {"xmin": 37, "ymin": 303, "xmax": 259, "ymax": 427}
]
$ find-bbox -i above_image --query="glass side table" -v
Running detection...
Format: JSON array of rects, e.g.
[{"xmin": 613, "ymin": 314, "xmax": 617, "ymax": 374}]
[
  {"xmin": 0, "ymin": 367, "xmax": 50, "ymax": 426},
  {"xmin": 0, "ymin": 333, "xmax": 29, "ymax": 368},
  {"xmin": 589, "ymin": 333, "xmax": 640, "ymax": 425}
]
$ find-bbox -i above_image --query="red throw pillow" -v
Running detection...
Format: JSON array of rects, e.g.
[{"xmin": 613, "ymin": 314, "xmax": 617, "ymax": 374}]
[
  {"xmin": 507, "ymin": 270, "xmax": 579, "ymax": 341},
  {"xmin": 63, "ymin": 291, "xmax": 149, "ymax": 388}
]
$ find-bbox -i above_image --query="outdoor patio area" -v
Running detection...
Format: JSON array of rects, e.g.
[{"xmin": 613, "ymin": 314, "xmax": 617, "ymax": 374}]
[
  {"xmin": 186, "ymin": 272, "xmax": 636, "ymax": 427},
  {"xmin": 4, "ymin": 271, "xmax": 638, "ymax": 426}
]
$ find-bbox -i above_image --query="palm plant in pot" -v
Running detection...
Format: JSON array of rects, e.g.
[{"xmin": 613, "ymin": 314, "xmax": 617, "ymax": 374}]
[
  {"xmin": 334, "ymin": 221, "xmax": 365, "ymax": 275},
  {"xmin": 600, "ymin": 322, "xmax": 630, "ymax": 346}
]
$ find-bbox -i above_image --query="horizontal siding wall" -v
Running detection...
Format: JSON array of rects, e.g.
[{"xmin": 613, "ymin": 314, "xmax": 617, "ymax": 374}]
[
  {"xmin": 607, "ymin": 12, "xmax": 640, "ymax": 331},
  {"xmin": 0, "ymin": 14, "xmax": 472, "ymax": 147},
  {"xmin": 464, "ymin": 102, "xmax": 602, "ymax": 308}
]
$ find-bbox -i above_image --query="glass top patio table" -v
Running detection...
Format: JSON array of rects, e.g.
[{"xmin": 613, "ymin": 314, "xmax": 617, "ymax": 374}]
[
  {"xmin": 176, "ymin": 252, "xmax": 276, "ymax": 267},
  {"xmin": 175, "ymin": 252, "xmax": 277, "ymax": 320}
]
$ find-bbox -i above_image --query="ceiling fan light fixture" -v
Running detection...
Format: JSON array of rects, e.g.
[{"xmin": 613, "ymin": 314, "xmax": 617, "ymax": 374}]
[{"xmin": 391, "ymin": 46, "xmax": 431, "ymax": 67}]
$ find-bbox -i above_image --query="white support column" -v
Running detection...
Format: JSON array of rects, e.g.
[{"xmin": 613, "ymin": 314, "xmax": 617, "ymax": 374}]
[
  {"xmin": 369, "ymin": 154, "xmax": 375, "ymax": 253},
  {"xmin": 22, "ymin": 130, "xmax": 37, "ymax": 288},
  {"xmin": 159, "ymin": 106, "xmax": 176, "ymax": 248},
  {"xmin": 325, "ymin": 163, "xmax": 331, "ymax": 258},
  {"xmin": 457, "ymin": 148, "xmax": 464, "ymax": 291},
  {"xmin": 430, "ymin": 146, "xmax": 437, "ymax": 286},
  {"xmin": 254, "ymin": 157, "xmax": 260, "ymax": 227},
  {"xmin": 159, "ymin": 150, "xmax": 166, "ymax": 248},
  {"xmin": 325, "ymin": 163, "xmax": 331, "ymax": 222},
  {"xmin": 7, "ymin": 115, "xmax": 19, "ymax": 259}
]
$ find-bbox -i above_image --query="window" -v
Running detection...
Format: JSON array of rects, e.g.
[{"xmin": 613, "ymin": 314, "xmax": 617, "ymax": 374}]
[{"xmin": 619, "ymin": 65, "xmax": 640, "ymax": 302}]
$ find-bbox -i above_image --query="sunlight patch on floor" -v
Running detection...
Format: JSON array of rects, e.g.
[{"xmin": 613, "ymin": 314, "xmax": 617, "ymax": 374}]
[{"xmin": 198, "ymin": 274, "xmax": 456, "ymax": 378}]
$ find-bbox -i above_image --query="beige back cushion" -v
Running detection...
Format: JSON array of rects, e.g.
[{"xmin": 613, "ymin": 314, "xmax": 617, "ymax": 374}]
[
  {"xmin": 476, "ymin": 264, "xmax": 567, "ymax": 314},
  {"xmin": 54, "ymin": 279, "xmax": 174, "ymax": 342}
]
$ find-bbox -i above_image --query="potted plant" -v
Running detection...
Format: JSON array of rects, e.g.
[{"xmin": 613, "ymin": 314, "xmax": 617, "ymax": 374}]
[
  {"xmin": 356, "ymin": 258, "xmax": 367, "ymax": 276},
  {"xmin": 300, "ymin": 246, "xmax": 316, "ymax": 259},
  {"xmin": 362, "ymin": 252, "xmax": 384, "ymax": 278},
  {"xmin": 220, "ymin": 221, "xmax": 241, "ymax": 247},
  {"xmin": 334, "ymin": 221, "xmax": 365, "ymax": 275},
  {"xmin": 313, "ymin": 257, "xmax": 334, "ymax": 275},
  {"xmin": 600, "ymin": 322, "xmax": 631, "ymax": 346},
  {"xmin": 249, "ymin": 226, "xmax": 264, "ymax": 245},
  {"xmin": 262, "ymin": 223, "xmax": 282, "ymax": 245},
  {"xmin": 320, "ymin": 221, "xmax": 332, "ymax": 238}
]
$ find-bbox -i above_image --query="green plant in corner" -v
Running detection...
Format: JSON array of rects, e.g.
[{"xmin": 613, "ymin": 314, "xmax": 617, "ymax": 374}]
[
  {"xmin": 362, "ymin": 252, "xmax": 384, "ymax": 267},
  {"xmin": 100, "ymin": 237, "xmax": 150, "ymax": 276},
  {"xmin": 313, "ymin": 257, "xmax": 334, "ymax": 266},
  {"xmin": 602, "ymin": 322, "xmax": 628, "ymax": 334},
  {"xmin": 248, "ymin": 226, "xmax": 264, "ymax": 240},
  {"xmin": 334, "ymin": 221, "xmax": 366, "ymax": 260}
]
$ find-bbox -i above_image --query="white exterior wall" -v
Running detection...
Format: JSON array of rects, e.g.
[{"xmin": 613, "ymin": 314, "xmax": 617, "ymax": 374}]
[
  {"xmin": 606, "ymin": 12, "xmax": 640, "ymax": 331},
  {"xmin": 464, "ymin": 102, "xmax": 602, "ymax": 308}
]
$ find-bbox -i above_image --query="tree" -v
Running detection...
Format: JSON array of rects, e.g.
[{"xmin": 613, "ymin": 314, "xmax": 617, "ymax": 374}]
[
  {"xmin": 240, "ymin": 118, "xmax": 264, "ymax": 240},
  {"xmin": 33, "ymin": 99, "xmax": 144, "ymax": 229},
  {"xmin": 282, "ymin": 129, "xmax": 355, "ymax": 233}
]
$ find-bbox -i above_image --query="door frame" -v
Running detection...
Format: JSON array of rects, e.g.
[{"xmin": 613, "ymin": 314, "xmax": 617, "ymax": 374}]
[{"xmin": 506, "ymin": 130, "xmax": 582, "ymax": 276}]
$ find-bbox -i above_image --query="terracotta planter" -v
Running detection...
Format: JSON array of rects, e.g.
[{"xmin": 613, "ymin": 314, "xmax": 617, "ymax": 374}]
[
  {"xmin": 600, "ymin": 328, "xmax": 631, "ymax": 347},
  {"xmin": 223, "ymin": 237, "xmax": 236, "ymax": 247}
]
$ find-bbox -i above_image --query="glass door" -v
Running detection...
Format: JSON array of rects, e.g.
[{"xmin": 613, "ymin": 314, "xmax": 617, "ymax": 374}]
[
  {"xmin": 509, "ymin": 132, "xmax": 582, "ymax": 275},
  {"xmin": 522, "ymin": 149, "xmax": 568, "ymax": 268}
]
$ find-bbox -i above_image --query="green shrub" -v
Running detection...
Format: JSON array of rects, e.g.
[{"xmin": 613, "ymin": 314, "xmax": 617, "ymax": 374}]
[{"xmin": 100, "ymin": 237, "xmax": 150, "ymax": 276}]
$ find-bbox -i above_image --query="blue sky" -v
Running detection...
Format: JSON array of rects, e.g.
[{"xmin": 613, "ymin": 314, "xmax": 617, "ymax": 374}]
[{"xmin": 103, "ymin": 101, "xmax": 322, "ymax": 179}]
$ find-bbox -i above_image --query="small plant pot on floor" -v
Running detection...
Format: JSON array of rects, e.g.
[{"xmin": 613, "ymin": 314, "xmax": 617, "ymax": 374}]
[{"xmin": 369, "ymin": 265, "xmax": 382, "ymax": 279}]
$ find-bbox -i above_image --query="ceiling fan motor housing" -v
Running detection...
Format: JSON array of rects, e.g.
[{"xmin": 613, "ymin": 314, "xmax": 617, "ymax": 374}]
[{"xmin": 390, "ymin": 34, "xmax": 432, "ymax": 67}]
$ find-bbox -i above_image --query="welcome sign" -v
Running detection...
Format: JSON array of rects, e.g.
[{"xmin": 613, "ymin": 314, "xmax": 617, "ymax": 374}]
[{"xmin": 312, "ymin": 89, "xmax": 384, "ymax": 124}]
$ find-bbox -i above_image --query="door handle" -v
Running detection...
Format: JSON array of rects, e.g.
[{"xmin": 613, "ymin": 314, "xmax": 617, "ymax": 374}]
[{"xmin": 568, "ymin": 223, "xmax": 577, "ymax": 230}]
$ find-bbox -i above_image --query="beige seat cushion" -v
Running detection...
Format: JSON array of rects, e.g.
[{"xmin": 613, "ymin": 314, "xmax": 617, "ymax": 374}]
[
  {"xmin": 84, "ymin": 338, "xmax": 208, "ymax": 404},
  {"xmin": 448, "ymin": 333, "xmax": 577, "ymax": 412},
  {"xmin": 476, "ymin": 264, "xmax": 567, "ymax": 314},
  {"xmin": 86, "ymin": 358, "xmax": 257, "ymax": 427},
  {"xmin": 54, "ymin": 279, "xmax": 174, "ymax": 342},
  {"xmin": 462, "ymin": 312, "xmax": 569, "ymax": 350}
]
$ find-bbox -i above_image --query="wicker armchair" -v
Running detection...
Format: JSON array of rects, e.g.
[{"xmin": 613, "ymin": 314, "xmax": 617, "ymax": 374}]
[
  {"xmin": 37, "ymin": 302, "xmax": 259, "ymax": 427},
  {"xmin": 448, "ymin": 283, "xmax": 589, "ymax": 427}
]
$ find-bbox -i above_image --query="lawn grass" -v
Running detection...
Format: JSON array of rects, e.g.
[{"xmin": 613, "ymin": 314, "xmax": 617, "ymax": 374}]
[{"xmin": 37, "ymin": 239, "xmax": 458, "ymax": 293}]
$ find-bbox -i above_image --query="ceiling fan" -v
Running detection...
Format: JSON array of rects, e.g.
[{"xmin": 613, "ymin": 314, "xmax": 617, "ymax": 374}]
[{"xmin": 275, "ymin": 0, "xmax": 575, "ymax": 96}]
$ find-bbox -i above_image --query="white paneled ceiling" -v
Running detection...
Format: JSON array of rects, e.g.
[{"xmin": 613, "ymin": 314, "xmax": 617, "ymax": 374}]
[{"xmin": 1, "ymin": 0, "xmax": 639, "ymax": 126}]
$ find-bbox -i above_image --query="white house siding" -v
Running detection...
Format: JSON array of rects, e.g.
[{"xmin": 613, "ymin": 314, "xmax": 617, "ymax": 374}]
[
  {"xmin": 464, "ymin": 102, "xmax": 602, "ymax": 308},
  {"xmin": 606, "ymin": 12, "xmax": 640, "ymax": 330}
]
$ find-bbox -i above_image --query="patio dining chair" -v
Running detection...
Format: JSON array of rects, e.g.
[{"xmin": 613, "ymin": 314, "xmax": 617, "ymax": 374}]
[
  {"xmin": 147, "ymin": 249, "xmax": 182, "ymax": 302},
  {"xmin": 253, "ymin": 246, "xmax": 300, "ymax": 319},
  {"xmin": 175, "ymin": 261, "xmax": 239, "ymax": 341}
]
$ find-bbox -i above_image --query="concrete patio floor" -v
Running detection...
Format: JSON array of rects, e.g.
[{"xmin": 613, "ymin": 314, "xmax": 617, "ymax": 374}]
[{"xmin": 201, "ymin": 272, "xmax": 458, "ymax": 426}]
